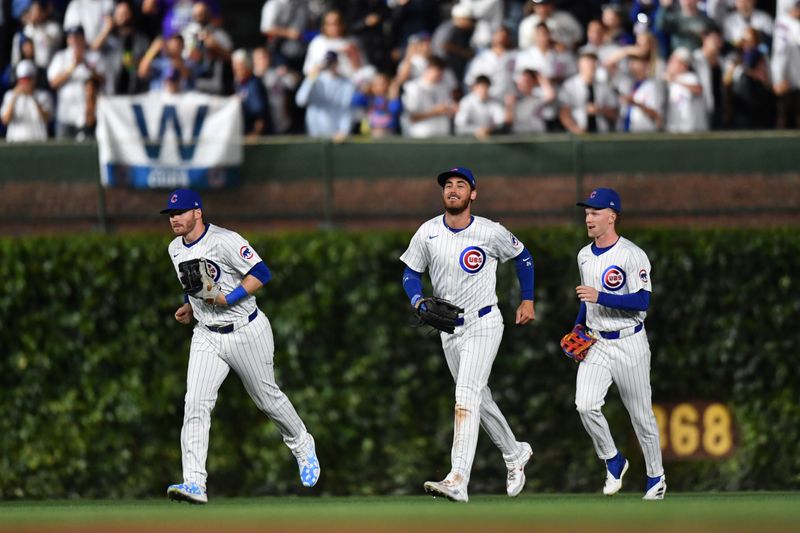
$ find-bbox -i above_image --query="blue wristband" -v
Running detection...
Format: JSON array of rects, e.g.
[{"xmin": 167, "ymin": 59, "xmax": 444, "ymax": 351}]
[
  {"xmin": 411, "ymin": 294, "xmax": 423, "ymax": 307},
  {"xmin": 225, "ymin": 285, "xmax": 248, "ymax": 306}
]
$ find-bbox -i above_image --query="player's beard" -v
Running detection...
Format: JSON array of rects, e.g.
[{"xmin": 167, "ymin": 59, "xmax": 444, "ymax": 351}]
[{"xmin": 443, "ymin": 194, "xmax": 471, "ymax": 215}]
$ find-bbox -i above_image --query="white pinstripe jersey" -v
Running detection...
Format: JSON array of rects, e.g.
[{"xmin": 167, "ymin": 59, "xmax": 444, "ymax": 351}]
[
  {"xmin": 400, "ymin": 215, "xmax": 525, "ymax": 313},
  {"xmin": 169, "ymin": 224, "xmax": 262, "ymax": 326},
  {"xmin": 578, "ymin": 236, "xmax": 651, "ymax": 332}
]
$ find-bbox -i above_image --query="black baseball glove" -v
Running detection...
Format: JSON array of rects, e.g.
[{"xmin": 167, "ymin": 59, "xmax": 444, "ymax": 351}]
[
  {"xmin": 416, "ymin": 296, "xmax": 464, "ymax": 334},
  {"xmin": 178, "ymin": 258, "xmax": 221, "ymax": 302}
]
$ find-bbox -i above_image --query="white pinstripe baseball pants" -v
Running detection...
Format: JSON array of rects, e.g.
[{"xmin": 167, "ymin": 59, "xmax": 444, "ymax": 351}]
[
  {"xmin": 575, "ymin": 328, "xmax": 664, "ymax": 477},
  {"xmin": 440, "ymin": 311, "xmax": 529, "ymax": 486},
  {"xmin": 181, "ymin": 311, "xmax": 309, "ymax": 488}
]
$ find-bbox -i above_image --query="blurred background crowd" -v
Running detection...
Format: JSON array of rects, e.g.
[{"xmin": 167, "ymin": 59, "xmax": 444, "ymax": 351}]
[{"xmin": 0, "ymin": 0, "xmax": 798, "ymax": 142}]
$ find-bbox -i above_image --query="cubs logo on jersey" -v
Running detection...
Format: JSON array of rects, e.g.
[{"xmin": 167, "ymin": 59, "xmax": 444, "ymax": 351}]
[
  {"xmin": 460, "ymin": 246, "xmax": 486, "ymax": 274},
  {"xmin": 240, "ymin": 245, "xmax": 255, "ymax": 260},
  {"xmin": 639, "ymin": 269, "xmax": 649, "ymax": 283},
  {"xmin": 601, "ymin": 265, "xmax": 626, "ymax": 291}
]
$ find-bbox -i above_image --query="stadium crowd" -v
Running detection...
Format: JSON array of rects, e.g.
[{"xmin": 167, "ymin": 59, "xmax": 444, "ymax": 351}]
[{"xmin": 0, "ymin": 0, "xmax": 798, "ymax": 142}]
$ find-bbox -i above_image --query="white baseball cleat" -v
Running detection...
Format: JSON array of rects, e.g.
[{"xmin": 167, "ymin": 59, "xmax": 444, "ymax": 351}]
[
  {"xmin": 166, "ymin": 481, "xmax": 208, "ymax": 504},
  {"xmin": 603, "ymin": 456, "xmax": 629, "ymax": 496},
  {"xmin": 506, "ymin": 442, "xmax": 533, "ymax": 497},
  {"xmin": 293, "ymin": 434, "xmax": 321, "ymax": 487},
  {"xmin": 424, "ymin": 478, "xmax": 469, "ymax": 503},
  {"xmin": 642, "ymin": 475, "xmax": 667, "ymax": 500}
]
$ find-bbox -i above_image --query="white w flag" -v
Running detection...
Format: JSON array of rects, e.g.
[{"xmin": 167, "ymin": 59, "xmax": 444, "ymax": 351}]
[{"xmin": 97, "ymin": 91, "xmax": 243, "ymax": 189}]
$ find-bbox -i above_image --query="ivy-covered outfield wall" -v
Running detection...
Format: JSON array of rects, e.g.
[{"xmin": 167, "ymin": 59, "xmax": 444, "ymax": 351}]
[{"xmin": 1, "ymin": 228, "xmax": 798, "ymax": 499}]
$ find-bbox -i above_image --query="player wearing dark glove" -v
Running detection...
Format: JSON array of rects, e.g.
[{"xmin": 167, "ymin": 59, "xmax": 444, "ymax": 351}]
[
  {"xmin": 415, "ymin": 296, "xmax": 464, "ymax": 334},
  {"xmin": 560, "ymin": 324, "xmax": 597, "ymax": 362},
  {"xmin": 178, "ymin": 258, "xmax": 222, "ymax": 303}
]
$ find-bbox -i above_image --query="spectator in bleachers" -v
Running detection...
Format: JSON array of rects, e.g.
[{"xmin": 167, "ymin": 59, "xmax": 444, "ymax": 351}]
[
  {"xmin": 5, "ymin": 34, "xmax": 49, "ymax": 91},
  {"xmin": 344, "ymin": 0, "xmax": 392, "ymax": 73},
  {"xmin": 603, "ymin": 26, "xmax": 666, "ymax": 92},
  {"xmin": 516, "ymin": 22, "xmax": 577, "ymax": 87},
  {"xmin": 401, "ymin": 55, "xmax": 456, "ymax": 137},
  {"xmin": 1, "ymin": 59, "xmax": 52, "ymax": 141},
  {"xmin": 138, "ymin": 32, "xmax": 194, "ymax": 92},
  {"xmin": 580, "ymin": 19, "xmax": 619, "ymax": 65},
  {"xmin": 47, "ymin": 25, "xmax": 105, "ymax": 139},
  {"xmin": 396, "ymin": 31, "xmax": 432, "ymax": 81},
  {"xmin": 727, "ymin": 46, "xmax": 776, "ymax": 128},
  {"xmin": 518, "ymin": 0, "xmax": 583, "ymax": 50},
  {"xmin": 618, "ymin": 53, "xmax": 662, "ymax": 132},
  {"xmin": 771, "ymin": 0, "xmax": 800, "ymax": 128},
  {"xmin": 295, "ymin": 49, "xmax": 355, "ymax": 140},
  {"xmin": 232, "ymin": 48, "xmax": 272, "ymax": 138},
  {"xmin": 63, "ymin": 0, "xmax": 113, "ymax": 46},
  {"xmin": 579, "ymin": 19, "xmax": 618, "ymax": 86},
  {"xmin": 395, "ymin": 30, "xmax": 459, "ymax": 95},
  {"xmin": 692, "ymin": 28, "xmax": 727, "ymax": 129},
  {"xmin": 454, "ymin": 74, "xmax": 505, "ymax": 138},
  {"xmin": 431, "ymin": 3, "xmax": 475, "ymax": 87},
  {"xmin": 456, "ymin": 0, "xmax": 503, "ymax": 50},
  {"xmin": 663, "ymin": 47, "xmax": 708, "ymax": 132},
  {"xmin": 143, "ymin": 0, "xmax": 222, "ymax": 40},
  {"xmin": 558, "ymin": 50, "xmax": 618, "ymax": 134},
  {"xmin": 351, "ymin": 71, "xmax": 402, "ymax": 137},
  {"xmin": 656, "ymin": 0, "xmax": 718, "ymax": 52},
  {"xmin": 464, "ymin": 26, "xmax": 516, "ymax": 101},
  {"xmin": 252, "ymin": 46, "xmax": 298, "ymax": 134},
  {"xmin": 723, "ymin": 0, "xmax": 773, "ymax": 50},
  {"xmin": 601, "ymin": 3, "xmax": 635, "ymax": 46},
  {"xmin": 259, "ymin": 0, "xmax": 310, "ymax": 73},
  {"xmin": 92, "ymin": 0, "xmax": 149, "ymax": 94},
  {"xmin": 506, "ymin": 67, "xmax": 556, "ymax": 134},
  {"xmin": 303, "ymin": 10, "xmax": 367, "ymax": 82},
  {"xmin": 11, "ymin": 1, "xmax": 61, "ymax": 71},
  {"xmin": 181, "ymin": 0, "xmax": 231, "ymax": 94}
]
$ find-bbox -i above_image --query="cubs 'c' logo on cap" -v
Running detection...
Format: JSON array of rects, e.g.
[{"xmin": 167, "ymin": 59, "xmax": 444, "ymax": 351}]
[
  {"xmin": 460, "ymin": 246, "xmax": 486, "ymax": 274},
  {"xmin": 601, "ymin": 265, "xmax": 626, "ymax": 291},
  {"xmin": 206, "ymin": 259, "xmax": 222, "ymax": 282},
  {"xmin": 239, "ymin": 245, "xmax": 254, "ymax": 260},
  {"xmin": 590, "ymin": 190, "xmax": 598, "ymax": 198},
  {"xmin": 639, "ymin": 269, "xmax": 649, "ymax": 283},
  {"xmin": 170, "ymin": 193, "xmax": 178, "ymax": 203}
]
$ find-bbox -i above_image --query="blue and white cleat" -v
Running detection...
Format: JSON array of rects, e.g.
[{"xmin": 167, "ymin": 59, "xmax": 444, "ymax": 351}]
[
  {"xmin": 643, "ymin": 474, "xmax": 667, "ymax": 500},
  {"xmin": 294, "ymin": 434, "xmax": 321, "ymax": 487},
  {"xmin": 603, "ymin": 452, "xmax": 629, "ymax": 496},
  {"xmin": 167, "ymin": 481, "xmax": 208, "ymax": 504}
]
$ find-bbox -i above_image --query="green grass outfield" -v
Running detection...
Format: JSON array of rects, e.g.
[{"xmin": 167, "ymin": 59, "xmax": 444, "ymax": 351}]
[{"xmin": 1, "ymin": 493, "xmax": 798, "ymax": 533}]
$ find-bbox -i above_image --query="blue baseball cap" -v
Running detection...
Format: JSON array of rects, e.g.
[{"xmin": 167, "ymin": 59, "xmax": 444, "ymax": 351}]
[
  {"xmin": 577, "ymin": 187, "xmax": 622, "ymax": 212},
  {"xmin": 437, "ymin": 166, "xmax": 476, "ymax": 188},
  {"xmin": 160, "ymin": 189, "xmax": 202, "ymax": 214}
]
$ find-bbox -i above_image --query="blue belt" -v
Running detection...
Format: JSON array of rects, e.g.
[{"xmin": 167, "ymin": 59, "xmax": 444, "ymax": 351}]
[
  {"xmin": 454, "ymin": 305, "xmax": 493, "ymax": 326},
  {"xmin": 598, "ymin": 323, "xmax": 643, "ymax": 340},
  {"xmin": 206, "ymin": 309, "xmax": 258, "ymax": 334}
]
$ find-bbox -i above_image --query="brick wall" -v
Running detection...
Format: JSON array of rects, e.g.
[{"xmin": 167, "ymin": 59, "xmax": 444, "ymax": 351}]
[{"xmin": 2, "ymin": 172, "xmax": 798, "ymax": 236}]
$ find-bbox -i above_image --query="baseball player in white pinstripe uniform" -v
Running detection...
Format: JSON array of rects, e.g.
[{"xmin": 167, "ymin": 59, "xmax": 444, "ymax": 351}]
[
  {"xmin": 161, "ymin": 189, "xmax": 320, "ymax": 504},
  {"xmin": 570, "ymin": 188, "xmax": 666, "ymax": 500},
  {"xmin": 400, "ymin": 167, "xmax": 536, "ymax": 503}
]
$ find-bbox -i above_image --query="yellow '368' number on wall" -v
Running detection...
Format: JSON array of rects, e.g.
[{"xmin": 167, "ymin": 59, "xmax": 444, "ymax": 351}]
[{"xmin": 652, "ymin": 402, "xmax": 734, "ymax": 459}]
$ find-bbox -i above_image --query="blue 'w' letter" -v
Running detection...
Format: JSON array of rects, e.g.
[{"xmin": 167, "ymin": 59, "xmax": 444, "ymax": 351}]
[{"xmin": 132, "ymin": 104, "xmax": 209, "ymax": 161}]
